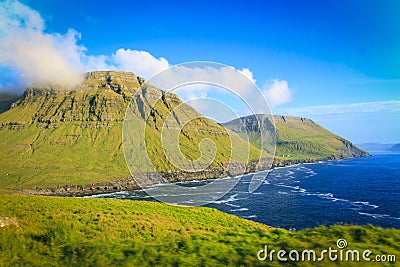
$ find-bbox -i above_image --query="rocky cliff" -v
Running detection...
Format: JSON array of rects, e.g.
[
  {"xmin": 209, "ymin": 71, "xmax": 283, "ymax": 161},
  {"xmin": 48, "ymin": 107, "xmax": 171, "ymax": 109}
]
[
  {"xmin": 0, "ymin": 71, "xmax": 368, "ymax": 195},
  {"xmin": 0, "ymin": 71, "xmax": 262, "ymax": 192},
  {"xmin": 0, "ymin": 92, "xmax": 21, "ymax": 114},
  {"xmin": 223, "ymin": 114, "xmax": 369, "ymax": 160}
]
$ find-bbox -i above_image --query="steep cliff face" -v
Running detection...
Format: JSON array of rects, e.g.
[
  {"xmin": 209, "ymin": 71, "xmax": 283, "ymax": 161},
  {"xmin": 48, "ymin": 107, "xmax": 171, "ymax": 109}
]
[
  {"xmin": 0, "ymin": 70, "xmax": 368, "ymax": 192},
  {"xmin": 223, "ymin": 114, "xmax": 369, "ymax": 160},
  {"xmin": 4, "ymin": 71, "xmax": 140, "ymax": 124},
  {"xmin": 0, "ymin": 71, "xmax": 262, "ymax": 190},
  {"xmin": 0, "ymin": 92, "xmax": 21, "ymax": 114},
  {"xmin": 222, "ymin": 114, "xmax": 276, "ymax": 154}
]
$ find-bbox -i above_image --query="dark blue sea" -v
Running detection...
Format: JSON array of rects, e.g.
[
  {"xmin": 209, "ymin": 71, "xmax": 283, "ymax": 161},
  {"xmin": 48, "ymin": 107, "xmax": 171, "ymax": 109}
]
[{"xmin": 93, "ymin": 153, "xmax": 400, "ymax": 230}]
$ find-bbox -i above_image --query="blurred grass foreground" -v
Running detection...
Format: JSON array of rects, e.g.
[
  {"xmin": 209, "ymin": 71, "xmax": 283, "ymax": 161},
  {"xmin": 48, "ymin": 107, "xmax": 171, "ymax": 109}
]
[{"xmin": 0, "ymin": 195, "xmax": 399, "ymax": 266}]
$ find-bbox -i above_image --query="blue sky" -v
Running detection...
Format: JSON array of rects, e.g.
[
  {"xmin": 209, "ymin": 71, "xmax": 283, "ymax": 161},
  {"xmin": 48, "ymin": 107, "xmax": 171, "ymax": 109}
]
[{"xmin": 0, "ymin": 0, "xmax": 399, "ymax": 143}]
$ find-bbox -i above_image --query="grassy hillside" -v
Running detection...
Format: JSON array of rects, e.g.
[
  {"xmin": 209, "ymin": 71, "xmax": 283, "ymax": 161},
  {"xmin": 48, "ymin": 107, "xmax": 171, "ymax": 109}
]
[
  {"xmin": 223, "ymin": 114, "xmax": 368, "ymax": 161},
  {"xmin": 0, "ymin": 195, "xmax": 398, "ymax": 266},
  {"xmin": 0, "ymin": 71, "xmax": 368, "ymax": 191},
  {"xmin": 0, "ymin": 71, "xmax": 263, "ymax": 190}
]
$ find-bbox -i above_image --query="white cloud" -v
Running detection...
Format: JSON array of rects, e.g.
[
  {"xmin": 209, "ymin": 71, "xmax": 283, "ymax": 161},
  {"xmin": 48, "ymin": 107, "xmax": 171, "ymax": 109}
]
[
  {"xmin": 149, "ymin": 65, "xmax": 258, "ymax": 97},
  {"xmin": 146, "ymin": 63, "xmax": 273, "ymax": 122},
  {"xmin": 0, "ymin": 0, "xmax": 171, "ymax": 91},
  {"xmin": 262, "ymin": 79, "xmax": 292, "ymax": 108},
  {"xmin": 0, "ymin": 0, "xmax": 288, "ymax": 124},
  {"xmin": 0, "ymin": 0, "xmax": 84, "ymax": 88},
  {"xmin": 239, "ymin": 68, "xmax": 256, "ymax": 84},
  {"xmin": 111, "ymin": 49, "xmax": 170, "ymax": 79},
  {"xmin": 278, "ymin": 101, "xmax": 400, "ymax": 117},
  {"xmin": 0, "ymin": 0, "xmax": 262, "ymax": 94}
]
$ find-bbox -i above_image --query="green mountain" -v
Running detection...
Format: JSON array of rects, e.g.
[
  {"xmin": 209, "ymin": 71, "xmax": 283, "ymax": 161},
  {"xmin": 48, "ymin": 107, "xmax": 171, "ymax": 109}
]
[
  {"xmin": 357, "ymin": 143, "xmax": 400, "ymax": 153},
  {"xmin": 357, "ymin": 143, "xmax": 395, "ymax": 152},
  {"xmin": 0, "ymin": 91, "xmax": 21, "ymax": 114},
  {"xmin": 223, "ymin": 114, "xmax": 368, "ymax": 161},
  {"xmin": 0, "ymin": 71, "xmax": 367, "ymax": 193},
  {"xmin": 0, "ymin": 71, "xmax": 263, "ymax": 191}
]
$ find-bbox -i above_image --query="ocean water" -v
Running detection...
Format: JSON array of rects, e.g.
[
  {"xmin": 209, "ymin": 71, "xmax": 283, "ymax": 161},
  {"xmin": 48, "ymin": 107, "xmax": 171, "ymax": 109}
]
[{"xmin": 94, "ymin": 153, "xmax": 400, "ymax": 230}]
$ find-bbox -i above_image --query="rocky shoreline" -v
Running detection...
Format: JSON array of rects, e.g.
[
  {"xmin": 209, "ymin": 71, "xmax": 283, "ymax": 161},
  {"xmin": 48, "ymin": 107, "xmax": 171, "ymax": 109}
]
[{"xmin": 21, "ymin": 155, "xmax": 363, "ymax": 197}]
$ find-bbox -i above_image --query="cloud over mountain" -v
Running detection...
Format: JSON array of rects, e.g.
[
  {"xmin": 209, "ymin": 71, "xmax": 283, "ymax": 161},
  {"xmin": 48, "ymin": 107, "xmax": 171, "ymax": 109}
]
[
  {"xmin": 0, "ymin": 0, "xmax": 170, "ymax": 91},
  {"xmin": 0, "ymin": 0, "xmax": 84, "ymax": 89},
  {"xmin": 0, "ymin": 0, "xmax": 292, "ymax": 112}
]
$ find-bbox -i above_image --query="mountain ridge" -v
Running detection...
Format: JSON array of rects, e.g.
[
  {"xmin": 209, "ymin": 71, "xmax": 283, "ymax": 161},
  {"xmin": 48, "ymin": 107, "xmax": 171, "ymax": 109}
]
[
  {"xmin": 0, "ymin": 71, "xmax": 368, "ymax": 195},
  {"xmin": 388, "ymin": 143, "xmax": 400, "ymax": 152},
  {"xmin": 223, "ymin": 113, "xmax": 368, "ymax": 162},
  {"xmin": 0, "ymin": 71, "xmax": 264, "ymax": 193},
  {"xmin": 357, "ymin": 143, "xmax": 400, "ymax": 153},
  {"xmin": 0, "ymin": 91, "xmax": 21, "ymax": 114}
]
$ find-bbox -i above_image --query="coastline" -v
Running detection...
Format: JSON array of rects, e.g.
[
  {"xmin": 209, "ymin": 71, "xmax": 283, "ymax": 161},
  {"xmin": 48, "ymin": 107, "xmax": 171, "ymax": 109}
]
[{"xmin": 21, "ymin": 154, "xmax": 368, "ymax": 197}]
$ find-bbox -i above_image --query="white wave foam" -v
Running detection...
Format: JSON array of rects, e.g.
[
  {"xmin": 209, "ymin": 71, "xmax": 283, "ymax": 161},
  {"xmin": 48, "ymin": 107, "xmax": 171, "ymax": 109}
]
[
  {"xmin": 331, "ymin": 197, "xmax": 348, "ymax": 202},
  {"xmin": 277, "ymin": 184, "xmax": 300, "ymax": 190},
  {"xmin": 298, "ymin": 191, "xmax": 381, "ymax": 215},
  {"xmin": 353, "ymin": 201, "xmax": 379, "ymax": 209},
  {"xmin": 358, "ymin": 214, "xmax": 400, "ymax": 221},
  {"xmin": 301, "ymin": 190, "xmax": 349, "ymax": 204},
  {"xmin": 83, "ymin": 192, "xmax": 118, "ymax": 198},
  {"xmin": 243, "ymin": 215, "xmax": 257, "ymax": 219},
  {"xmin": 358, "ymin": 212, "xmax": 390, "ymax": 219},
  {"xmin": 213, "ymin": 194, "xmax": 239, "ymax": 204},
  {"xmin": 319, "ymin": 193, "xmax": 333, "ymax": 198},
  {"xmin": 231, "ymin": 208, "xmax": 249, "ymax": 212},
  {"xmin": 225, "ymin": 203, "xmax": 240, "ymax": 208}
]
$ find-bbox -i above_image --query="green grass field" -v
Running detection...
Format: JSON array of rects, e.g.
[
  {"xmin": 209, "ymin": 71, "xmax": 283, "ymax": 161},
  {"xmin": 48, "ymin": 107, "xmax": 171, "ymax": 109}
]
[{"xmin": 0, "ymin": 195, "xmax": 398, "ymax": 266}]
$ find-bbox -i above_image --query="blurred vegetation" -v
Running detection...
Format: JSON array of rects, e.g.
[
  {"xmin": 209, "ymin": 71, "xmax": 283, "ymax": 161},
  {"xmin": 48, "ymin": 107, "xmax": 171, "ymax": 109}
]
[{"xmin": 0, "ymin": 195, "xmax": 398, "ymax": 266}]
